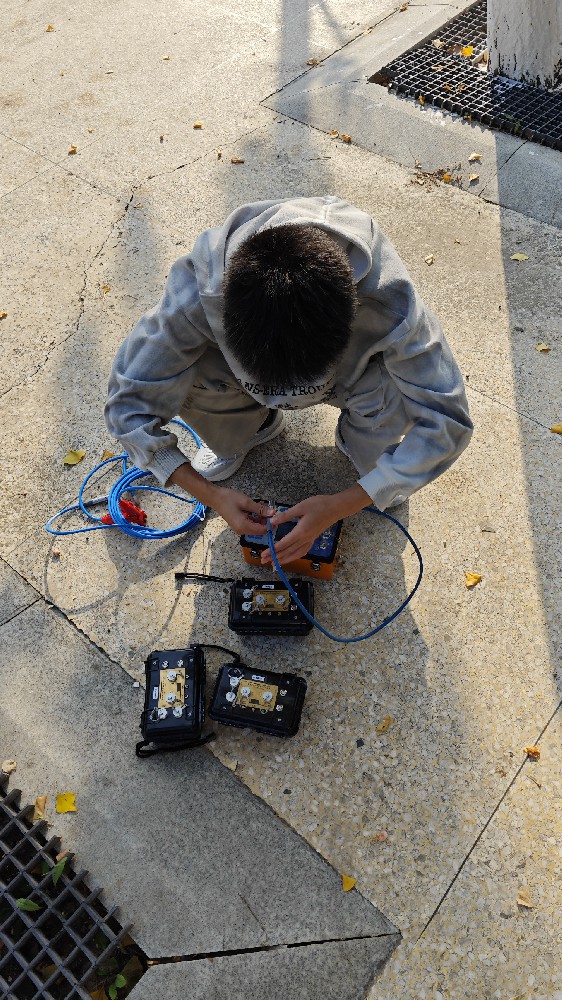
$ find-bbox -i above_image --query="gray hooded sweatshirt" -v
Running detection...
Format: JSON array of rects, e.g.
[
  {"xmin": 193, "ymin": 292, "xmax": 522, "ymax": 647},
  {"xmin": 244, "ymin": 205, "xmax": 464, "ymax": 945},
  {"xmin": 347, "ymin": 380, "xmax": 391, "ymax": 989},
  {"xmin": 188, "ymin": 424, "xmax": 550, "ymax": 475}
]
[{"xmin": 105, "ymin": 196, "xmax": 473, "ymax": 510}]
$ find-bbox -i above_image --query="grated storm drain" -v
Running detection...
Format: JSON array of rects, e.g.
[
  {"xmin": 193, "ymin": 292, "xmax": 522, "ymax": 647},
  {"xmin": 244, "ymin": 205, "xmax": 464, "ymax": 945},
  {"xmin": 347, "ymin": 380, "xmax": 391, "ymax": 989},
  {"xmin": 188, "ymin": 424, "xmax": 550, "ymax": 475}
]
[
  {"xmin": 370, "ymin": 0, "xmax": 562, "ymax": 151},
  {"xmin": 0, "ymin": 777, "xmax": 135, "ymax": 999}
]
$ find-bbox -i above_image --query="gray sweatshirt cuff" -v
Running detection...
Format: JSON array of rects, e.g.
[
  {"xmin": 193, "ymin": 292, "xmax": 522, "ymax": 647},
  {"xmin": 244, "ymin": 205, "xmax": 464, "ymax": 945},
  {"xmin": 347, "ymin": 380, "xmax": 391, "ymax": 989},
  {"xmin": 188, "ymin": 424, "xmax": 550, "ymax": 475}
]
[
  {"xmin": 357, "ymin": 468, "xmax": 411, "ymax": 512},
  {"xmin": 146, "ymin": 446, "xmax": 189, "ymax": 487}
]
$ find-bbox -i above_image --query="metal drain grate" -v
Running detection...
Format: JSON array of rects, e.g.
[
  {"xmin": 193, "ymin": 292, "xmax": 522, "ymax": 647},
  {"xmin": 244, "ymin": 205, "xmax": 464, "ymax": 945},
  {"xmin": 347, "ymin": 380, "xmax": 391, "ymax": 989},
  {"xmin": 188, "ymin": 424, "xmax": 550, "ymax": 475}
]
[
  {"xmin": 0, "ymin": 777, "xmax": 130, "ymax": 999},
  {"xmin": 370, "ymin": 0, "xmax": 562, "ymax": 150}
]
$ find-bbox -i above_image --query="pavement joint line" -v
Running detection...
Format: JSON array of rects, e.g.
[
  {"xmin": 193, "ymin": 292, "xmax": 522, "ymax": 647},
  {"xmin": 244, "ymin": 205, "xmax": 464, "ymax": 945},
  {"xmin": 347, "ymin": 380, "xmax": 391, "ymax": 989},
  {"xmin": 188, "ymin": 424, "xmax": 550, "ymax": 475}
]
[
  {"xmin": 261, "ymin": 3, "xmax": 402, "ymax": 104},
  {"xmin": 0, "ymin": 595, "xmax": 41, "ymax": 630},
  {"xmin": 146, "ymin": 931, "xmax": 402, "ymax": 965},
  {"xmin": 464, "ymin": 381, "xmax": 558, "ymax": 432},
  {"xmin": 415, "ymin": 697, "xmax": 562, "ymax": 943}
]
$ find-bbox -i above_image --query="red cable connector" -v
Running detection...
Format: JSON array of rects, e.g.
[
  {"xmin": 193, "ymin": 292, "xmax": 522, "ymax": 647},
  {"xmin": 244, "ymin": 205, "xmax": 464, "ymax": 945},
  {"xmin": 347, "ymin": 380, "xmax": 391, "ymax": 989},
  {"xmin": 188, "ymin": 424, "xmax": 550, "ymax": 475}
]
[{"xmin": 101, "ymin": 499, "xmax": 148, "ymax": 527}]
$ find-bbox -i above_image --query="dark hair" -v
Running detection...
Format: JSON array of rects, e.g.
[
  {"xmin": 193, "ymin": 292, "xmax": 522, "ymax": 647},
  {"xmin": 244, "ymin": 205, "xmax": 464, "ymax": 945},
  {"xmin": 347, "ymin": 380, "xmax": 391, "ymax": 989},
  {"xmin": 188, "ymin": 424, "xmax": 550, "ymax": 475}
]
[{"xmin": 223, "ymin": 224, "xmax": 356, "ymax": 385}]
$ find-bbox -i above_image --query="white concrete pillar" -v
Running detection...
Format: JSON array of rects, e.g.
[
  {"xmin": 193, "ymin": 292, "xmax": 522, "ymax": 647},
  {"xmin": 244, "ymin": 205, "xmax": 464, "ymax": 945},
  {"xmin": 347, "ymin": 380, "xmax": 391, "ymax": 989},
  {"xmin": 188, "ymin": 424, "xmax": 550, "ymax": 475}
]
[{"xmin": 487, "ymin": 0, "xmax": 562, "ymax": 90}]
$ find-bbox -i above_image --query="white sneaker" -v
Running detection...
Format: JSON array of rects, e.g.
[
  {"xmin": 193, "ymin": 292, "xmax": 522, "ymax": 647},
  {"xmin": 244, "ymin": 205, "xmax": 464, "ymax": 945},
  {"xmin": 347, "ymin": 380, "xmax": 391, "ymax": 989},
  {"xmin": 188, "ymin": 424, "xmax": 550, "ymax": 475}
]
[
  {"xmin": 335, "ymin": 422, "xmax": 406, "ymax": 508},
  {"xmin": 191, "ymin": 410, "xmax": 286, "ymax": 481}
]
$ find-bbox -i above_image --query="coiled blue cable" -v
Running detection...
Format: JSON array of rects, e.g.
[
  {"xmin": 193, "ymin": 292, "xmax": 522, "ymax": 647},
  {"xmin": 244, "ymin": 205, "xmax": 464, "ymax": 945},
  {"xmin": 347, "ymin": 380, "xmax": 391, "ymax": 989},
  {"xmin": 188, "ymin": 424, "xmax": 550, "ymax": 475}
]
[
  {"xmin": 265, "ymin": 506, "xmax": 423, "ymax": 643},
  {"xmin": 46, "ymin": 419, "xmax": 207, "ymax": 538}
]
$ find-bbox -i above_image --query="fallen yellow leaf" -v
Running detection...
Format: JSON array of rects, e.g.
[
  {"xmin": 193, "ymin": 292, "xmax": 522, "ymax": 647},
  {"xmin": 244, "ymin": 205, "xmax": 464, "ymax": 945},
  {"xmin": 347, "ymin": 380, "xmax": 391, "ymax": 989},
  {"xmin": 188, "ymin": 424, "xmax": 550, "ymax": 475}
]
[
  {"xmin": 102, "ymin": 284, "xmax": 110, "ymax": 294},
  {"xmin": 162, "ymin": 55, "xmax": 171, "ymax": 60},
  {"xmin": 0, "ymin": 310, "xmax": 7, "ymax": 319},
  {"xmin": 330, "ymin": 130, "xmax": 340, "ymax": 138},
  {"xmin": 306, "ymin": 58, "xmax": 319, "ymax": 66},
  {"xmin": 33, "ymin": 795, "xmax": 47, "ymax": 822},
  {"xmin": 193, "ymin": 121, "xmax": 203, "ymax": 128},
  {"xmin": 101, "ymin": 449, "xmax": 116, "ymax": 461},
  {"xmin": 433, "ymin": 39, "xmax": 445, "ymax": 48},
  {"xmin": 465, "ymin": 572, "xmax": 482, "ymax": 588},
  {"xmin": 56, "ymin": 793, "xmax": 77, "ymax": 814},
  {"xmin": 63, "ymin": 449, "xmax": 86, "ymax": 466},
  {"xmin": 535, "ymin": 343, "xmax": 551, "ymax": 352},
  {"xmin": 525, "ymin": 745, "xmax": 541, "ymax": 760},
  {"xmin": 431, "ymin": 64, "xmax": 445, "ymax": 71},
  {"xmin": 462, "ymin": 45, "xmax": 474, "ymax": 57},
  {"xmin": 341, "ymin": 134, "xmax": 352, "ymax": 142},
  {"xmin": 516, "ymin": 887, "xmax": 535, "ymax": 909},
  {"xmin": 46, "ymin": 24, "xmax": 55, "ymax": 31},
  {"xmin": 418, "ymin": 94, "xmax": 425, "ymax": 105},
  {"xmin": 342, "ymin": 874, "xmax": 356, "ymax": 892},
  {"xmin": 469, "ymin": 152, "xmax": 482, "ymax": 162},
  {"xmin": 399, "ymin": 3, "xmax": 409, "ymax": 9},
  {"xmin": 376, "ymin": 715, "xmax": 393, "ymax": 735},
  {"xmin": 550, "ymin": 422, "xmax": 562, "ymax": 434},
  {"xmin": 68, "ymin": 145, "xmax": 77, "ymax": 155},
  {"xmin": 231, "ymin": 155, "xmax": 245, "ymax": 164},
  {"xmin": 469, "ymin": 173, "xmax": 480, "ymax": 182},
  {"xmin": 511, "ymin": 253, "xmax": 529, "ymax": 261},
  {"xmin": 424, "ymin": 254, "xmax": 435, "ymax": 265}
]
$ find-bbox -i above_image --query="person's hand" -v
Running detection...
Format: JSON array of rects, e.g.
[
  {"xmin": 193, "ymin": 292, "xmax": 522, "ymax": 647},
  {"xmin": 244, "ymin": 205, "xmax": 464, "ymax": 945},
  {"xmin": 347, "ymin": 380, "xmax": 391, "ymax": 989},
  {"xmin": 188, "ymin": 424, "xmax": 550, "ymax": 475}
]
[
  {"xmin": 211, "ymin": 489, "xmax": 275, "ymax": 536},
  {"xmin": 260, "ymin": 495, "xmax": 344, "ymax": 566}
]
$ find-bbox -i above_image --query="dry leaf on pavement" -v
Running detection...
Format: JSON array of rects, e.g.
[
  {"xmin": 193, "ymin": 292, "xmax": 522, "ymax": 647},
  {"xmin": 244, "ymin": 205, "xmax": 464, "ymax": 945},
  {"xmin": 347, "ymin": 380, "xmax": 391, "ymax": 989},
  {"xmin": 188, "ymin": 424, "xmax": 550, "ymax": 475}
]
[
  {"xmin": 535, "ymin": 343, "xmax": 551, "ymax": 352},
  {"xmin": 56, "ymin": 793, "xmax": 77, "ymax": 813},
  {"xmin": 341, "ymin": 134, "xmax": 352, "ymax": 142},
  {"xmin": 193, "ymin": 121, "xmax": 203, "ymax": 128},
  {"xmin": 465, "ymin": 572, "xmax": 482, "ymax": 588},
  {"xmin": 376, "ymin": 715, "xmax": 393, "ymax": 735},
  {"xmin": 370, "ymin": 831, "xmax": 388, "ymax": 843},
  {"xmin": 33, "ymin": 796, "xmax": 48, "ymax": 822},
  {"xmin": 462, "ymin": 45, "xmax": 474, "ymax": 57},
  {"xmin": 162, "ymin": 55, "xmax": 171, "ymax": 60},
  {"xmin": 469, "ymin": 173, "xmax": 479, "ymax": 182},
  {"xmin": 342, "ymin": 874, "xmax": 356, "ymax": 891},
  {"xmin": 101, "ymin": 450, "xmax": 116, "ymax": 461},
  {"xmin": 550, "ymin": 422, "xmax": 562, "ymax": 434},
  {"xmin": 424, "ymin": 254, "xmax": 435, "ymax": 265},
  {"xmin": 231, "ymin": 155, "xmax": 245, "ymax": 164},
  {"xmin": 433, "ymin": 39, "xmax": 445, "ymax": 48},
  {"xmin": 418, "ymin": 94, "xmax": 425, "ymax": 104},
  {"xmin": 102, "ymin": 284, "xmax": 110, "ymax": 294},
  {"xmin": 524, "ymin": 745, "xmax": 541, "ymax": 760},
  {"xmin": 306, "ymin": 58, "xmax": 319, "ymax": 66},
  {"xmin": 0, "ymin": 311, "xmax": 7, "ymax": 319},
  {"xmin": 1, "ymin": 759, "xmax": 17, "ymax": 775},
  {"xmin": 68, "ymin": 145, "xmax": 78, "ymax": 155},
  {"xmin": 63, "ymin": 449, "xmax": 86, "ymax": 466},
  {"xmin": 330, "ymin": 130, "xmax": 340, "ymax": 137},
  {"xmin": 516, "ymin": 887, "xmax": 535, "ymax": 909},
  {"xmin": 469, "ymin": 152, "xmax": 482, "ymax": 162},
  {"xmin": 511, "ymin": 253, "xmax": 529, "ymax": 261},
  {"xmin": 46, "ymin": 24, "xmax": 55, "ymax": 31}
]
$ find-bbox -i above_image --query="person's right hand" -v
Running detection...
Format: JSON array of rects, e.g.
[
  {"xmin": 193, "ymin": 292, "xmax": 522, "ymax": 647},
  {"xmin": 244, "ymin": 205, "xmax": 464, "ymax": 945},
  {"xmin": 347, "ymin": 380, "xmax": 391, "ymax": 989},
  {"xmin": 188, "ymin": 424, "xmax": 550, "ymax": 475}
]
[{"xmin": 211, "ymin": 489, "xmax": 274, "ymax": 536}]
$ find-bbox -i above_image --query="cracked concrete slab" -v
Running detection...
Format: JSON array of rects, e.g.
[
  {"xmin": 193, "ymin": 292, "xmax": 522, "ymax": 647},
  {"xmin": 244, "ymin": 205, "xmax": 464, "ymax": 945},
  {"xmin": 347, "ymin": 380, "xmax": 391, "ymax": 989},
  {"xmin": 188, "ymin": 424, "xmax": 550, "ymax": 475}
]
[
  {"xmin": 0, "ymin": 165, "xmax": 123, "ymax": 397},
  {"xmin": 129, "ymin": 937, "xmax": 399, "ymax": 1000},
  {"xmin": 373, "ymin": 707, "xmax": 562, "ymax": 998},
  {"xmin": 0, "ymin": 592, "xmax": 398, "ymax": 964},
  {"xmin": 264, "ymin": 0, "xmax": 562, "ymax": 227},
  {"xmin": 0, "ymin": 558, "xmax": 39, "ymax": 626}
]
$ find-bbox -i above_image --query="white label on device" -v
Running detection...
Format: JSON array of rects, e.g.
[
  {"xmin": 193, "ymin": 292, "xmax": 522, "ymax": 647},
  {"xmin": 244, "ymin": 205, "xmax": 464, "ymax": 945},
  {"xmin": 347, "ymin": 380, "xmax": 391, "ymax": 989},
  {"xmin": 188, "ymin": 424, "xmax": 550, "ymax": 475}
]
[
  {"xmin": 252, "ymin": 674, "xmax": 266, "ymax": 682},
  {"xmin": 152, "ymin": 687, "xmax": 159, "ymax": 700}
]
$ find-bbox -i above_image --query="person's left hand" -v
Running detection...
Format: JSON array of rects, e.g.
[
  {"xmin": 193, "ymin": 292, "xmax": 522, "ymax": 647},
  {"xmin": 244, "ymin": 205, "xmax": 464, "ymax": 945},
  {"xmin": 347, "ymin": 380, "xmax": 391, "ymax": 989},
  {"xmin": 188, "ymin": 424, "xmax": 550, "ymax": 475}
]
[{"xmin": 260, "ymin": 495, "xmax": 343, "ymax": 566}]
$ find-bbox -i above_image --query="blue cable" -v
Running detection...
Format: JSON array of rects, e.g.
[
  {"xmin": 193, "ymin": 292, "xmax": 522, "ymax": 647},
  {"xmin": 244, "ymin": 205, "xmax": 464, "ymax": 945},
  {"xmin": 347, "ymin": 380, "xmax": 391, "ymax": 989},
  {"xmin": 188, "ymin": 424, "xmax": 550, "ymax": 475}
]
[
  {"xmin": 46, "ymin": 419, "xmax": 207, "ymax": 538},
  {"xmin": 265, "ymin": 506, "xmax": 423, "ymax": 643}
]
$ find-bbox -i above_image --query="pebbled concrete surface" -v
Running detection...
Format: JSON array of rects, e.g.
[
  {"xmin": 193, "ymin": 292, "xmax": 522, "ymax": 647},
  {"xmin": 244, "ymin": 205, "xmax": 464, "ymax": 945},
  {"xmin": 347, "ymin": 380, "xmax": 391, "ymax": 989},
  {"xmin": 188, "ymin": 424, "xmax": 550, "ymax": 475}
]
[
  {"xmin": 2, "ymin": 0, "xmax": 561, "ymax": 996},
  {"xmin": 0, "ymin": 578, "xmax": 398, "ymax": 968}
]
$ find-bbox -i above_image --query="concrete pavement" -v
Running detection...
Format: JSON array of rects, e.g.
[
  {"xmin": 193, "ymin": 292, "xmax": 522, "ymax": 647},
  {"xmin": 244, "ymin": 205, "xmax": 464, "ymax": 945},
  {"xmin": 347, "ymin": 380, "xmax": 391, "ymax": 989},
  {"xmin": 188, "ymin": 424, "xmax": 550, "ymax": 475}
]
[{"xmin": 1, "ymin": 0, "xmax": 561, "ymax": 996}]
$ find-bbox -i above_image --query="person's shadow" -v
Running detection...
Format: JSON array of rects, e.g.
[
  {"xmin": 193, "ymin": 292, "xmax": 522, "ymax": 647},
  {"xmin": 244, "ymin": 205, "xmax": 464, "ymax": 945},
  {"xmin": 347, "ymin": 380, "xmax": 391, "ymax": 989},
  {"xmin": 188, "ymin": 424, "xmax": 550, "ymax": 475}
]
[{"xmin": 178, "ymin": 407, "xmax": 430, "ymax": 860}]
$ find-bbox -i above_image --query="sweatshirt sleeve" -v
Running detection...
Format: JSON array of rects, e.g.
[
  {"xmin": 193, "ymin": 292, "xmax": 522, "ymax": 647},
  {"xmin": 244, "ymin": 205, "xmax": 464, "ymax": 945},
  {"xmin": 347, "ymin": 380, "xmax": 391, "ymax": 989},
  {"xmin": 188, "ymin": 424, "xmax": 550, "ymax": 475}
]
[
  {"xmin": 104, "ymin": 256, "xmax": 210, "ymax": 485},
  {"xmin": 356, "ymin": 277, "xmax": 473, "ymax": 511}
]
